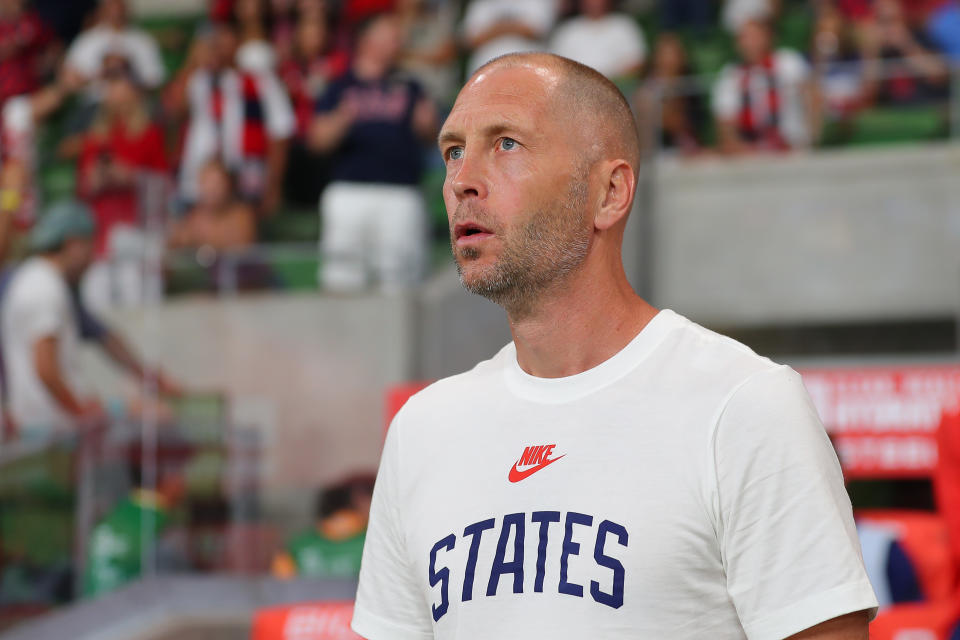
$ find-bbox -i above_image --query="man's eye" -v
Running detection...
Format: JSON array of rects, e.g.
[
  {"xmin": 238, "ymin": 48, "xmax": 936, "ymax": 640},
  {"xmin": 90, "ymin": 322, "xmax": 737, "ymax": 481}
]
[
  {"xmin": 500, "ymin": 138, "xmax": 518, "ymax": 151},
  {"xmin": 447, "ymin": 147, "xmax": 464, "ymax": 161}
]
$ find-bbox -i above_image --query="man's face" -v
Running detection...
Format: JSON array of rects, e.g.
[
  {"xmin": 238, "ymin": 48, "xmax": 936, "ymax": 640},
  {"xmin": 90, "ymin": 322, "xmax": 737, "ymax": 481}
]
[
  {"xmin": 737, "ymin": 21, "xmax": 772, "ymax": 65},
  {"xmin": 62, "ymin": 237, "xmax": 94, "ymax": 282},
  {"xmin": 438, "ymin": 66, "xmax": 593, "ymax": 311},
  {"xmin": 101, "ymin": 0, "xmax": 127, "ymax": 27}
]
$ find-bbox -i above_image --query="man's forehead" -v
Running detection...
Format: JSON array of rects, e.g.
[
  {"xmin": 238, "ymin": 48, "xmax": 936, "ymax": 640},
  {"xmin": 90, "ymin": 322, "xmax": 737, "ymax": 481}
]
[{"xmin": 442, "ymin": 65, "xmax": 563, "ymax": 136}]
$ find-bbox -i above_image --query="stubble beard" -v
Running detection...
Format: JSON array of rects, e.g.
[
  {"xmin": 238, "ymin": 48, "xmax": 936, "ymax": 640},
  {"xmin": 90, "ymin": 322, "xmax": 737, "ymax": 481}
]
[{"xmin": 452, "ymin": 180, "xmax": 590, "ymax": 319}]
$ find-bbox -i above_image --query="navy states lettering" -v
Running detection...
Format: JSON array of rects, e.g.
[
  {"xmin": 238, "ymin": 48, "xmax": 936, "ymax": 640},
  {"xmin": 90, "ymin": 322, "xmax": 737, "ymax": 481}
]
[{"xmin": 428, "ymin": 510, "xmax": 629, "ymax": 622}]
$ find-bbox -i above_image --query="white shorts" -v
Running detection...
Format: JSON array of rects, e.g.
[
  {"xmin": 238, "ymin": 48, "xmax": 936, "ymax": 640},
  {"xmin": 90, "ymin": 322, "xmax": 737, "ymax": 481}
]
[{"xmin": 319, "ymin": 182, "xmax": 428, "ymax": 292}]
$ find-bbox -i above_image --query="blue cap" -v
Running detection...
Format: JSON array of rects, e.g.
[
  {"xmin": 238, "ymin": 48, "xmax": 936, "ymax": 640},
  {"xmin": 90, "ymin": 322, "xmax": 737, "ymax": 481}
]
[{"xmin": 30, "ymin": 200, "xmax": 96, "ymax": 252}]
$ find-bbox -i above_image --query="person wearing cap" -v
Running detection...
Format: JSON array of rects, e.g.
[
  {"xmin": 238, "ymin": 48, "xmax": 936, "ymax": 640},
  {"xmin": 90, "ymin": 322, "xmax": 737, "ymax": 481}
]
[{"xmin": 0, "ymin": 199, "xmax": 179, "ymax": 442}]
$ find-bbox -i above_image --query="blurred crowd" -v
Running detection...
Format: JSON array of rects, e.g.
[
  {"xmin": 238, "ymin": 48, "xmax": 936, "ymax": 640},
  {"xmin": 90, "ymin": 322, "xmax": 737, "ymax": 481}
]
[{"xmin": 0, "ymin": 0, "xmax": 952, "ymax": 300}]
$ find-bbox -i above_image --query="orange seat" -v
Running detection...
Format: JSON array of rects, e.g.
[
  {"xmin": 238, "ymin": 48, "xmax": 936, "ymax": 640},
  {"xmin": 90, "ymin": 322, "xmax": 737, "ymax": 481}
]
[
  {"xmin": 252, "ymin": 601, "xmax": 361, "ymax": 640},
  {"xmin": 857, "ymin": 509, "xmax": 957, "ymax": 602},
  {"xmin": 869, "ymin": 599, "xmax": 960, "ymax": 640}
]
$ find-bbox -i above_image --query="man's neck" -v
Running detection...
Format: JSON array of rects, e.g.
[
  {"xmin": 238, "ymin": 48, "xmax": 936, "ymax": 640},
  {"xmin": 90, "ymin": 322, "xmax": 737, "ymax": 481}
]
[
  {"xmin": 353, "ymin": 57, "xmax": 389, "ymax": 81},
  {"xmin": 507, "ymin": 257, "xmax": 658, "ymax": 379},
  {"xmin": 39, "ymin": 253, "xmax": 68, "ymax": 277}
]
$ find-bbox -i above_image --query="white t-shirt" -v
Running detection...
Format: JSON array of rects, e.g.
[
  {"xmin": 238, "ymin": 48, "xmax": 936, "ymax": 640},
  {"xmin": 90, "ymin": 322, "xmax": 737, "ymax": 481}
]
[
  {"xmin": 712, "ymin": 49, "xmax": 812, "ymax": 148},
  {"xmin": 66, "ymin": 25, "xmax": 166, "ymax": 89},
  {"xmin": 1, "ymin": 258, "xmax": 84, "ymax": 433},
  {"xmin": 549, "ymin": 14, "xmax": 646, "ymax": 79},
  {"xmin": 462, "ymin": 0, "xmax": 557, "ymax": 74},
  {"xmin": 352, "ymin": 309, "xmax": 878, "ymax": 640}
]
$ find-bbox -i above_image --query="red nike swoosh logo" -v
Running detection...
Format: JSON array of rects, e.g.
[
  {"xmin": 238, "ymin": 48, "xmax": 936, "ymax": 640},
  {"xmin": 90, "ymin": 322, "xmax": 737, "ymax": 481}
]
[{"xmin": 508, "ymin": 455, "xmax": 566, "ymax": 483}]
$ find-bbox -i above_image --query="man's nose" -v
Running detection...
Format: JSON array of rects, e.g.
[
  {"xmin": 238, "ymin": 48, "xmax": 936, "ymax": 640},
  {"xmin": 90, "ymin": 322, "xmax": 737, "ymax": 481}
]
[{"xmin": 450, "ymin": 153, "xmax": 488, "ymax": 201}]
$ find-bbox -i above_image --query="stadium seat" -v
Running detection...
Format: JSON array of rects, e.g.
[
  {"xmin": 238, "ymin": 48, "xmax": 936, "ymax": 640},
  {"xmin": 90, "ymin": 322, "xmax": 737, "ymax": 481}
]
[
  {"xmin": 857, "ymin": 510, "xmax": 957, "ymax": 603},
  {"xmin": 869, "ymin": 599, "xmax": 960, "ymax": 640}
]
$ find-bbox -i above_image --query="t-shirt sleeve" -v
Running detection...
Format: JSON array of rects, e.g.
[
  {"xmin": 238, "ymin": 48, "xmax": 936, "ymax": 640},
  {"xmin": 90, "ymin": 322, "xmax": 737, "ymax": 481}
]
[
  {"xmin": 711, "ymin": 66, "xmax": 740, "ymax": 119},
  {"xmin": 776, "ymin": 49, "xmax": 810, "ymax": 86},
  {"xmin": 314, "ymin": 81, "xmax": 343, "ymax": 115},
  {"xmin": 714, "ymin": 366, "xmax": 878, "ymax": 640},
  {"xmin": 352, "ymin": 411, "xmax": 434, "ymax": 640},
  {"xmin": 15, "ymin": 274, "xmax": 66, "ymax": 345},
  {"xmin": 257, "ymin": 72, "xmax": 295, "ymax": 140}
]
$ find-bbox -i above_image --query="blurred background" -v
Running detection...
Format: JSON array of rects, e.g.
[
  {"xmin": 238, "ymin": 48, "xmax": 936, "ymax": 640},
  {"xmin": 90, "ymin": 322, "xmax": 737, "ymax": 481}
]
[{"xmin": 0, "ymin": 0, "xmax": 958, "ymax": 638}]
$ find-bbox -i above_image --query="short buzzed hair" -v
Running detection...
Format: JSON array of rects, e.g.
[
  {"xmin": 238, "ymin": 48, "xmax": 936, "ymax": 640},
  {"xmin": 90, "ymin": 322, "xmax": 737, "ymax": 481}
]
[{"xmin": 473, "ymin": 53, "xmax": 641, "ymax": 178}]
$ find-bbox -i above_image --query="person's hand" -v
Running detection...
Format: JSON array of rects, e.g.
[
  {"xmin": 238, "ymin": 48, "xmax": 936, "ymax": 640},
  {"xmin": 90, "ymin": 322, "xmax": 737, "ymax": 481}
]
[
  {"xmin": 260, "ymin": 184, "xmax": 282, "ymax": 217},
  {"xmin": 75, "ymin": 397, "xmax": 108, "ymax": 434},
  {"xmin": 336, "ymin": 94, "xmax": 360, "ymax": 126},
  {"xmin": 156, "ymin": 371, "xmax": 185, "ymax": 398},
  {"xmin": 58, "ymin": 64, "xmax": 88, "ymax": 94}
]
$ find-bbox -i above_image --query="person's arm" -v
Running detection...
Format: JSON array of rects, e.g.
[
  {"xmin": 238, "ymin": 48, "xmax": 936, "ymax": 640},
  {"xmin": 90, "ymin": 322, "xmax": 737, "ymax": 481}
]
[
  {"xmin": 804, "ymin": 77, "xmax": 824, "ymax": 147},
  {"xmin": 33, "ymin": 335, "xmax": 93, "ymax": 417},
  {"xmin": 711, "ymin": 69, "xmax": 746, "ymax": 154},
  {"xmin": 352, "ymin": 411, "xmax": 434, "ymax": 639},
  {"xmin": 99, "ymin": 330, "xmax": 183, "ymax": 396},
  {"xmin": 412, "ymin": 96, "xmax": 438, "ymax": 145},
  {"xmin": 309, "ymin": 96, "xmax": 356, "ymax": 153},
  {"xmin": 715, "ymin": 367, "xmax": 878, "ymax": 640},
  {"xmin": 271, "ymin": 551, "xmax": 298, "ymax": 579},
  {"xmin": 786, "ymin": 610, "xmax": 869, "ymax": 639},
  {"xmin": 716, "ymin": 118, "xmax": 747, "ymax": 154},
  {"xmin": 262, "ymin": 137, "xmax": 288, "ymax": 216}
]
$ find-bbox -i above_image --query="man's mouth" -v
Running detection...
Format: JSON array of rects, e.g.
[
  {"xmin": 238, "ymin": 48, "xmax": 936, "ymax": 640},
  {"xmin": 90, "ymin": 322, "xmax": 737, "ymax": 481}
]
[{"xmin": 453, "ymin": 222, "xmax": 495, "ymax": 245}]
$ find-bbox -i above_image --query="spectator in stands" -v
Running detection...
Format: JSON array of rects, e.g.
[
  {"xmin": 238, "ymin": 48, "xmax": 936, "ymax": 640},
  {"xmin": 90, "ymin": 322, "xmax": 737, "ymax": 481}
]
[
  {"xmin": 0, "ymin": 80, "xmax": 75, "ymax": 230},
  {"xmin": 461, "ymin": 0, "xmax": 557, "ymax": 74},
  {"xmin": 271, "ymin": 474, "xmax": 375, "ymax": 579},
  {"xmin": 63, "ymin": 0, "xmax": 165, "ymax": 92},
  {"xmin": 0, "ymin": 0, "xmax": 58, "ymax": 107},
  {"xmin": 179, "ymin": 21, "xmax": 294, "ymax": 216},
  {"xmin": 396, "ymin": 0, "xmax": 457, "ymax": 106},
  {"xmin": 723, "ymin": 0, "xmax": 777, "ymax": 33},
  {"xmin": 77, "ymin": 55, "xmax": 167, "ymax": 257},
  {"xmin": 549, "ymin": 0, "xmax": 646, "ymax": 80},
  {"xmin": 811, "ymin": 5, "xmax": 871, "ymax": 123},
  {"xmin": 635, "ymin": 33, "xmax": 705, "ymax": 155},
  {"xmin": 0, "ymin": 201, "xmax": 179, "ymax": 440},
  {"xmin": 310, "ymin": 13, "xmax": 437, "ymax": 291},
  {"xmin": 712, "ymin": 19, "xmax": 819, "ymax": 153},
  {"xmin": 279, "ymin": 12, "xmax": 348, "ymax": 205},
  {"xmin": 168, "ymin": 160, "xmax": 257, "ymax": 251},
  {"xmin": 83, "ymin": 450, "xmax": 188, "ymax": 598},
  {"xmin": 234, "ymin": 0, "xmax": 278, "ymax": 74},
  {"xmin": 860, "ymin": 0, "xmax": 948, "ymax": 106},
  {"xmin": 270, "ymin": 0, "xmax": 298, "ymax": 64}
]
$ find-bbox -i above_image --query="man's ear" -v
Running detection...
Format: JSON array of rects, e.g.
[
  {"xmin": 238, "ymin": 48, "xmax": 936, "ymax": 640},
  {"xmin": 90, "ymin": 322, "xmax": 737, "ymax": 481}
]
[{"xmin": 594, "ymin": 160, "xmax": 635, "ymax": 231}]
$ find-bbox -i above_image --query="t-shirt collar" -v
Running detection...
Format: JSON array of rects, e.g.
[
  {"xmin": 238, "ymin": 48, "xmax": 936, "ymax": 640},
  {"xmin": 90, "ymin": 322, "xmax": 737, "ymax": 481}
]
[{"xmin": 503, "ymin": 309, "xmax": 680, "ymax": 403}]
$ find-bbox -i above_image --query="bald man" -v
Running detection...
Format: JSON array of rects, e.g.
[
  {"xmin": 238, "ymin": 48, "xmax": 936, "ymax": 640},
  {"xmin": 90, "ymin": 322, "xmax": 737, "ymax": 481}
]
[{"xmin": 352, "ymin": 53, "xmax": 878, "ymax": 640}]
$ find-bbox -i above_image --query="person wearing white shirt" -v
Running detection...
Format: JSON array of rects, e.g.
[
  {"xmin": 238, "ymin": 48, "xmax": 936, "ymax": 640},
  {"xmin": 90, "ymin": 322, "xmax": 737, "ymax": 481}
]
[
  {"xmin": 462, "ymin": 0, "xmax": 558, "ymax": 74},
  {"xmin": 712, "ymin": 19, "xmax": 817, "ymax": 153},
  {"xmin": 550, "ymin": 0, "xmax": 646, "ymax": 79},
  {"xmin": 351, "ymin": 52, "xmax": 876, "ymax": 640},
  {"xmin": 1, "ymin": 201, "xmax": 181, "ymax": 443},
  {"xmin": 64, "ymin": 0, "xmax": 165, "ymax": 91}
]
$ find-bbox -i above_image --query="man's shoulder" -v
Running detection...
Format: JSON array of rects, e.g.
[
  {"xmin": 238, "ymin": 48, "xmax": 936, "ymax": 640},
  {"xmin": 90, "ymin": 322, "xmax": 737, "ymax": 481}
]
[
  {"xmin": 658, "ymin": 310, "xmax": 783, "ymax": 392},
  {"xmin": 395, "ymin": 344, "xmax": 513, "ymax": 420},
  {"xmin": 5, "ymin": 259, "xmax": 62, "ymax": 303}
]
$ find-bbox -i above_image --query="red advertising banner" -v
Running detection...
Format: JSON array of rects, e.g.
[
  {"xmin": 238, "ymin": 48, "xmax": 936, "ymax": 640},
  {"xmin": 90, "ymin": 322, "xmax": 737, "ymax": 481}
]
[
  {"xmin": 252, "ymin": 601, "xmax": 361, "ymax": 640},
  {"xmin": 799, "ymin": 364, "xmax": 960, "ymax": 479}
]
